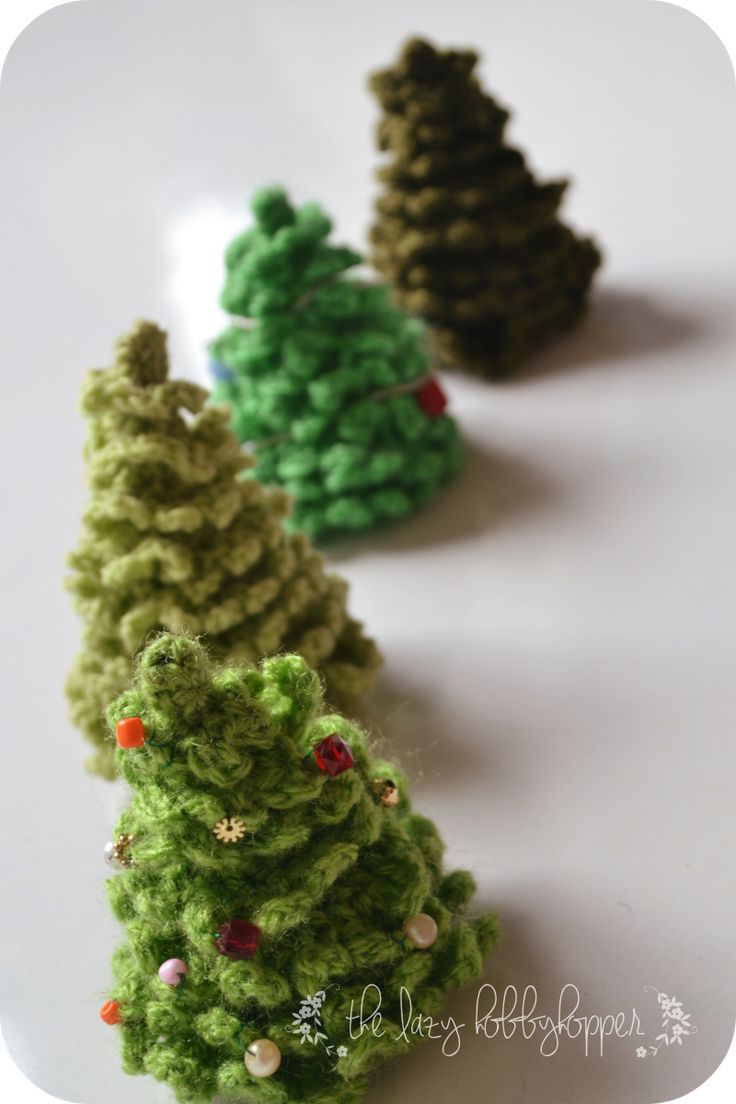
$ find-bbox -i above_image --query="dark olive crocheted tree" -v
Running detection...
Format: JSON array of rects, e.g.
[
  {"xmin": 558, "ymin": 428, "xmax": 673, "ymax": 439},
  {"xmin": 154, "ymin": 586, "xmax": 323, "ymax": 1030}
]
[
  {"xmin": 370, "ymin": 37, "xmax": 601, "ymax": 378},
  {"xmin": 67, "ymin": 322, "xmax": 380, "ymax": 780},
  {"xmin": 103, "ymin": 633, "xmax": 498, "ymax": 1104},
  {"xmin": 209, "ymin": 186, "xmax": 462, "ymax": 541}
]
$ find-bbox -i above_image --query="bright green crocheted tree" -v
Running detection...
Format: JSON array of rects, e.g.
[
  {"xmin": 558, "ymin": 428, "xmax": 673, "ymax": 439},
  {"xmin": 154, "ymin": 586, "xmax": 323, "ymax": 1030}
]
[
  {"xmin": 209, "ymin": 187, "xmax": 462, "ymax": 541},
  {"xmin": 370, "ymin": 37, "xmax": 601, "ymax": 378},
  {"xmin": 104, "ymin": 633, "xmax": 498, "ymax": 1104},
  {"xmin": 67, "ymin": 322, "xmax": 380, "ymax": 780}
]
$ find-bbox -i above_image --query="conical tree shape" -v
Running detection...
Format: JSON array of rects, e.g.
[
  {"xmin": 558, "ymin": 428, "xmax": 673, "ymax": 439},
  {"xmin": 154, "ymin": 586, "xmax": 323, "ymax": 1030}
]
[
  {"xmin": 370, "ymin": 37, "xmax": 601, "ymax": 378},
  {"xmin": 67, "ymin": 322, "xmax": 380, "ymax": 779},
  {"xmin": 103, "ymin": 633, "xmax": 498, "ymax": 1104},
  {"xmin": 210, "ymin": 186, "xmax": 462, "ymax": 541}
]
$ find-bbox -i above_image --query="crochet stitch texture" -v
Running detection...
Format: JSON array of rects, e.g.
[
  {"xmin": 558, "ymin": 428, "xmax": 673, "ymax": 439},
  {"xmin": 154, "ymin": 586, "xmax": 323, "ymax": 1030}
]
[
  {"xmin": 106, "ymin": 633, "xmax": 498, "ymax": 1103},
  {"xmin": 370, "ymin": 37, "xmax": 601, "ymax": 378},
  {"xmin": 210, "ymin": 186, "xmax": 462, "ymax": 541},
  {"xmin": 66, "ymin": 322, "xmax": 380, "ymax": 779}
]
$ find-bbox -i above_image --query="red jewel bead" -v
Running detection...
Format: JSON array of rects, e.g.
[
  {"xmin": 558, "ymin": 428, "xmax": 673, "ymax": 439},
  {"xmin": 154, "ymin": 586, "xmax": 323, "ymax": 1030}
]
[
  {"xmin": 416, "ymin": 378, "xmax": 448, "ymax": 417},
  {"xmin": 116, "ymin": 716, "xmax": 146, "ymax": 749},
  {"xmin": 214, "ymin": 919, "xmax": 261, "ymax": 960},
  {"xmin": 313, "ymin": 733, "xmax": 355, "ymax": 777},
  {"xmin": 100, "ymin": 999, "xmax": 121, "ymax": 1025}
]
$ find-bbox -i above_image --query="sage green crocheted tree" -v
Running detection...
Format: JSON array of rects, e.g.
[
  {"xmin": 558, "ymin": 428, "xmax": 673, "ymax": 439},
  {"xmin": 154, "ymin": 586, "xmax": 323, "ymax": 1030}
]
[
  {"xmin": 67, "ymin": 322, "xmax": 380, "ymax": 780},
  {"xmin": 209, "ymin": 186, "xmax": 462, "ymax": 541},
  {"xmin": 104, "ymin": 633, "xmax": 498, "ymax": 1104},
  {"xmin": 370, "ymin": 37, "xmax": 601, "ymax": 378}
]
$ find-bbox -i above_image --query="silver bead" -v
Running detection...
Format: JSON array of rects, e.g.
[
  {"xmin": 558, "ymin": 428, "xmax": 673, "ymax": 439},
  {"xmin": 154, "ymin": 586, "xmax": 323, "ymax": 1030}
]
[
  {"xmin": 404, "ymin": 912, "xmax": 438, "ymax": 949},
  {"xmin": 104, "ymin": 840, "xmax": 122, "ymax": 868},
  {"xmin": 104, "ymin": 833, "xmax": 135, "ymax": 869},
  {"xmin": 244, "ymin": 1038, "xmax": 282, "ymax": 1078}
]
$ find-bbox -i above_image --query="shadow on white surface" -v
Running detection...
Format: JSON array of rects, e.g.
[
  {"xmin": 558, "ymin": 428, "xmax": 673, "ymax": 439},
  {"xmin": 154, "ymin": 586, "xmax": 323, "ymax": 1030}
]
[
  {"xmin": 327, "ymin": 441, "xmax": 561, "ymax": 562},
  {"xmin": 356, "ymin": 898, "xmax": 736, "ymax": 1104},
  {"xmin": 512, "ymin": 286, "xmax": 710, "ymax": 385},
  {"xmin": 356, "ymin": 678, "xmax": 497, "ymax": 784}
]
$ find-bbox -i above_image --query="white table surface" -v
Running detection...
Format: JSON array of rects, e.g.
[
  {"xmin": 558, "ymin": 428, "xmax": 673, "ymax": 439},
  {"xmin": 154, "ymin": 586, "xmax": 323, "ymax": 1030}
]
[{"xmin": 1, "ymin": 2, "xmax": 734, "ymax": 1102}]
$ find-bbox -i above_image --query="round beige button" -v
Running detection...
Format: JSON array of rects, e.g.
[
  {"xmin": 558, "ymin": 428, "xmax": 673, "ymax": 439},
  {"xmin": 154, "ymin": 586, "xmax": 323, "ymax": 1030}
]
[
  {"xmin": 404, "ymin": 912, "xmax": 438, "ymax": 948},
  {"xmin": 244, "ymin": 1038, "xmax": 282, "ymax": 1077}
]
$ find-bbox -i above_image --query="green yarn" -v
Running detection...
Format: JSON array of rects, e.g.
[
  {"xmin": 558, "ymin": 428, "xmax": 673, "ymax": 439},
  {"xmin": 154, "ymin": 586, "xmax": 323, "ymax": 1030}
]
[
  {"xmin": 210, "ymin": 186, "xmax": 463, "ymax": 542},
  {"xmin": 66, "ymin": 322, "xmax": 380, "ymax": 780},
  {"xmin": 369, "ymin": 37, "xmax": 602, "ymax": 378},
  {"xmin": 106, "ymin": 633, "xmax": 499, "ymax": 1104}
]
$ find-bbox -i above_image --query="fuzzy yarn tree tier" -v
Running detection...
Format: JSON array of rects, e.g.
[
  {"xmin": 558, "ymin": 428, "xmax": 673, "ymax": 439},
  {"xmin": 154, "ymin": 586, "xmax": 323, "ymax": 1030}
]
[
  {"xmin": 104, "ymin": 633, "xmax": 498, "ymax": 1104},
  {"xmin": 67, "ymin": 322, "xmax": 380, "ymax": 779},
  {"xmin": 370, "ymin": 37, "xmax": 601, "ymax": 378},
  {"xmin": 209, "ymin": 186, "xmax": 462, "ymax": 541}
]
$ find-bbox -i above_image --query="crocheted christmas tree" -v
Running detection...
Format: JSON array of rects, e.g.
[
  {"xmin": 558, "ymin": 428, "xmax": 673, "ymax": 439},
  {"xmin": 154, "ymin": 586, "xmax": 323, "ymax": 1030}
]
[
  {"xmin": 67, "ymin": 322, "xmax": 380, "ymax": 780},
  {"xmin": 103, "ymin": 633, "xmax": 498, "ymax": 1104},
  {"xmin": 370, "ymin": 37, "xmax": 601, "ymax": 378},
  {"xmin": 209, "ymin": 186, "xmax": 462, "ymax": 541}
]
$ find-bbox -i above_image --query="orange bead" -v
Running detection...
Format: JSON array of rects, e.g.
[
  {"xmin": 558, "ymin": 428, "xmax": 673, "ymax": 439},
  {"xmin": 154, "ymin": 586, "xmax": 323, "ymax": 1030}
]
[
  {"xmin": 100, "ymin": 999, "xmax": 121, "ymax": 1025},
  {"xmin": 116, "ymin": 716, "xmax": 146, "ymax": 749}
]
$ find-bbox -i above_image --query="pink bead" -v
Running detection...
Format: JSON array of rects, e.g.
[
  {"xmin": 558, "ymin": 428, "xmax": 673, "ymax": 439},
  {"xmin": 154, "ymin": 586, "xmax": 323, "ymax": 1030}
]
[{"xmin": 158, "ymin": 958, "xmax": 188, "ymax": 986}]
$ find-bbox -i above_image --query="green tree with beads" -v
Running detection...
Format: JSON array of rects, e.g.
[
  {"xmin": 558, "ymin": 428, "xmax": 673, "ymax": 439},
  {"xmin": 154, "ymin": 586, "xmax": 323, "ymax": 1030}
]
[
  {"xmin": 102, "ymin": 632, "xmax": 498, "ymax": 1104},
  {"xmin": 209, "ymin": 186, "xmax": 462, "ymax": 542},
  {"xmin": 369, "ymin": 37, "xmax": 601, "ymax": 378},
  {"xmin": 67, "ymin": 322, "xmax": 380, "ymax": 780}
]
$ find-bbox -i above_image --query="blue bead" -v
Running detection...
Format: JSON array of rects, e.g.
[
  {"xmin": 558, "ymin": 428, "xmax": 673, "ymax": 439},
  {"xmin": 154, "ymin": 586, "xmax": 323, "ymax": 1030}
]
[{"xmin": 208, "ymin": 358, "xmax": 233, "ymax": 382}]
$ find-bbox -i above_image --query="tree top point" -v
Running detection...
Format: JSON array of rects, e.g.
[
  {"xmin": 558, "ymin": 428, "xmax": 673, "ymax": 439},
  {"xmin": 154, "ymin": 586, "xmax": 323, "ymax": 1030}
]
[
  {"xmin": 114, "ymin": 321, "xmax": 169, "ymax": 387},
  {"xmin": 251, "ymin": 185, "xmax": 296, "ymax": 236},
  {"xmin": 371, "ymin": 35, "xmax": 479, "ymax": 91}
]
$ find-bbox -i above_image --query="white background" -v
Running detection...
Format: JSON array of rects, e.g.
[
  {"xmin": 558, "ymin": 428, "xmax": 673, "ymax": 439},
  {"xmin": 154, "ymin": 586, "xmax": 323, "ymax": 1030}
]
[{"xmin": 0, "ymin": 2, "xmax": 735, "ymax": 1103}]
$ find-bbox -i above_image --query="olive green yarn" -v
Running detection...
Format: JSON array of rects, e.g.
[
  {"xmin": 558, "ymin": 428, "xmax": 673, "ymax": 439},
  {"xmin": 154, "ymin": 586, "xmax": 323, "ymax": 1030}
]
[
  {"xmin": 106, "ymin": 633, "xmax": 499, "ymax": 1104},
  {"xmin": 66, "ymin": 322, "xmax": 380, "ymax": 780},
  {"xmin": 369, "ymin": 37, "xmax": 602, "ymax": 378},
  {"xmin": 210, "ymin": 186, "xmax": 462, "ymax": 542}
]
